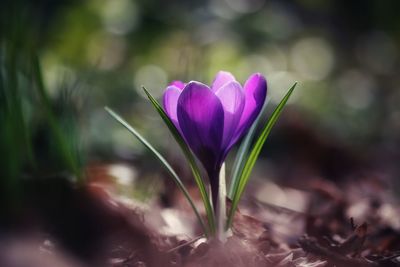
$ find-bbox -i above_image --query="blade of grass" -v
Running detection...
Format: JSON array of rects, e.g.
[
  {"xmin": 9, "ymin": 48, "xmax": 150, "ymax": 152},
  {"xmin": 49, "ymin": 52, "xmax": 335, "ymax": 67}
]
[
  {"xmin": 105, "ymin": 107, "xmax": 209, "ymax": 236},
  {"xmin": 32, "ymin": 55, "xmax": 80, "ymax": 179},
  {"xmin": 228, "ymin": 98, "xmax": 269, "ymax": 198},
  {"xmin": 0, "ymin": 46, "xmax": 22, "ymax": 203},
  {"xmin": 226, "ymin": 82, "xmax": 297, "ymax": 229},
  {"xmin": 142, "ymin": 87, "xmax": 216, "ymax": 234}
]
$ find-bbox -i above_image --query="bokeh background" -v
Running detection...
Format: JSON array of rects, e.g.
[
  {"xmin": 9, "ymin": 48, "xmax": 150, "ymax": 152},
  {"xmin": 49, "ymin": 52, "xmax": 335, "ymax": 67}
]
[{"xmin": 1, "ymin": 0, "xmax": 400, "ymax": 207}]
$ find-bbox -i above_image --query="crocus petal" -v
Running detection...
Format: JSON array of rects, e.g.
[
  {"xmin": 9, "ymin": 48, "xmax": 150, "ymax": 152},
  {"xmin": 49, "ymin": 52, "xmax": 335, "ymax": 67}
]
[
  {"xmin": 211, "ymin": 71, "xmax": 236, "ymax": 92},
  {"xmin": 233, "ymin": 73, "xmax": 267, "ymax": 141},
  {"xmin": 177, "ymin": 82, "xmax": 224, "ymax": 173},
  {"xmin": 162, "ymin": 85, "xmax": 182, "ymax": 129},
  {"xmin": 215, "ymin": 81, "xmax": 245, "ymax": 153},
  {"xmin": 169, "ymin": 80, "xmax": 185, "ymax": 90}
]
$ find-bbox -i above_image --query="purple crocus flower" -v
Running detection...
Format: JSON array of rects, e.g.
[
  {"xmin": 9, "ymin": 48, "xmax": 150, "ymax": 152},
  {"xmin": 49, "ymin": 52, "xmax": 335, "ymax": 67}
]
[{"xmin": 163, "ymin": 71, "xmax": 267, "ymax": 208}]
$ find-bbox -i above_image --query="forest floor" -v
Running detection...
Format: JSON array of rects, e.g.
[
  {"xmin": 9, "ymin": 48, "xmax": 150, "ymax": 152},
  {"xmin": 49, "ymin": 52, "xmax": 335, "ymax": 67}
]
[{"xmin": 1, "ymin": 168, "xmax": 400, "ymax": 267}]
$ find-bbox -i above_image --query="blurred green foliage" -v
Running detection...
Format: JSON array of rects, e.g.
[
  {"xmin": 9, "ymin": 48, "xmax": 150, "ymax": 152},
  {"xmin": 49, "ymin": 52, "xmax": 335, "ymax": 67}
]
[
  {"xmin": 0, "ymin": 1, "xmax": 85, "ymax": 209},
  {"xmin": 23, "ymin": 0, "xmax": 399, "ymax": 147}
]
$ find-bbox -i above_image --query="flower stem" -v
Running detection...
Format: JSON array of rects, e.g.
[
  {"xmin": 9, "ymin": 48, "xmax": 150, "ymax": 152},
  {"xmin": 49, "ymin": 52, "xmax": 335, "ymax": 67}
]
[
  {"xmin": 209, "ymin": 173, "xmax": 218, "ymax": 217},
  {"xmin": 216, "ymin": 162, "xmax": 227, "ymax": 241}
]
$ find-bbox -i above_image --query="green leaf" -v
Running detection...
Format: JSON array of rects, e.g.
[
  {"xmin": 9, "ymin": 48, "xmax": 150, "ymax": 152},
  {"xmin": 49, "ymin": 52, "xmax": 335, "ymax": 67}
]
[
  {"xmin": 228, "ymin": 99, "xmax": 269, "ymax": 198},
  {"xmin": 105, "ymin": 107, "xmax": 209, "ymax": 235},
  {"xmin": 226, "ymin": 82, "xmax": 297, "ymax": 229},
  {"xmin": 142, "ymin": 87, "xmax": 216, "ymax": 234}
]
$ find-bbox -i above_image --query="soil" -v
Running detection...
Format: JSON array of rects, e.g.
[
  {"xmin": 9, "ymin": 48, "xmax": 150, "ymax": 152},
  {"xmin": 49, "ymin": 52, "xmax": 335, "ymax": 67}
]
[{"xmin": 1, "ymin": 171, "xmax": 400, "ymax": 267}]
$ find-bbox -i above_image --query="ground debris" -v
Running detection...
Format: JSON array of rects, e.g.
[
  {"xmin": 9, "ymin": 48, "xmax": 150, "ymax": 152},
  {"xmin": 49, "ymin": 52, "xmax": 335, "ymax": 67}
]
[
  {"xmin": 3, "ymin": 173, "xmax": 400, "ymax": 267},
  {"xmin": 299, "ymin": 222, "xmax": 400, "ymax": 267}
]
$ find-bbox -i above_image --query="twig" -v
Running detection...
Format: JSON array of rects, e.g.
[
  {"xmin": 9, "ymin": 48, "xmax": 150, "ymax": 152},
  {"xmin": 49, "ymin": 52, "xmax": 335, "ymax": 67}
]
[{"xmin": 167, "ymin": 235, "xmax": 205, "ymax": 253}]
